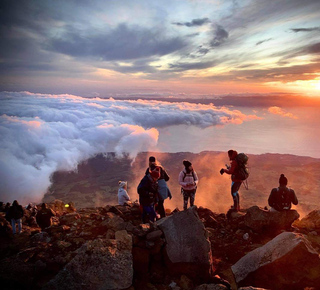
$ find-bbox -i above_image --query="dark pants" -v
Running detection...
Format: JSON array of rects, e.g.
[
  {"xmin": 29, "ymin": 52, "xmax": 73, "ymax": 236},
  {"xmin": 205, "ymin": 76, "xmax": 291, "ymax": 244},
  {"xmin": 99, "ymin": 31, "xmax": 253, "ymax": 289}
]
[
  {"xmin": 182, "ymin": 189, "xmax": 196, "ymax": 210},
  {"xmin": 157, "ymin": 199, "xmax": 166, "ymax": 218},
  {"xmin": 231, "ymin": 181, "xmax": 242, "ymax": 211},
  {"xmin": 142, "ymin": 205, "xmax": 157, "ymax": 223}
]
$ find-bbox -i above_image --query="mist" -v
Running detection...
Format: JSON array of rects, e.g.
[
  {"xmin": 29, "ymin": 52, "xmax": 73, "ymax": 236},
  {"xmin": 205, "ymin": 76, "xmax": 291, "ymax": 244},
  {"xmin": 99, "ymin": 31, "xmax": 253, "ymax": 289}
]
[{"xmin": 0, "ymin": 91, "xmax": 259, "ymax": 204}]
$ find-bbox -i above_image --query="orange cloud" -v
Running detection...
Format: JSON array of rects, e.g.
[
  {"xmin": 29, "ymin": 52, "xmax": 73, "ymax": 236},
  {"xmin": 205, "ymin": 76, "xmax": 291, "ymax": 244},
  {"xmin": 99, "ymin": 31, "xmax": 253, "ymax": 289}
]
[{"xmin": 268, "ymin": 106, "xmax": 298, "ymax": 119}]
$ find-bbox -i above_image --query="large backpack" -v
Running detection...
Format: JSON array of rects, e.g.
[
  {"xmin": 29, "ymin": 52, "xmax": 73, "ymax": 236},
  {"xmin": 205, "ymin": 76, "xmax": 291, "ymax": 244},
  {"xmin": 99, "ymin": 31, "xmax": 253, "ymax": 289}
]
[
  {"xmin": 234, "ymin": 153, "xmax": 249, "ymax": 181},
  {"xmin": 275, "ymin": 187, "xmax": 292, "ymax": 211}
]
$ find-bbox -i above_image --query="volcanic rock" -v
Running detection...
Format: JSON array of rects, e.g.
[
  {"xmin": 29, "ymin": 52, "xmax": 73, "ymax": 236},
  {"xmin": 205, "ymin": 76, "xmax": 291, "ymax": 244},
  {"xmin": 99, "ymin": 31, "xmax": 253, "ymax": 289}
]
[
  {"xmin": 59, "ymin": 213, "xmax": 81, "ymax": 226},
  {"xmin": 44, "ymin": 237, "xmax": 133, "ymax": 290},
  {"xmin": 157, "ymin": 206, "xmax": 213, "ymax": 281},
  {"xmin": 243, "ymin": 206, "xmax": 299, "ymax": 233},
  {"xmin": 194, "ymin": 284, "xmax": 228, "ymax": 290},
  {"xmin": 294, "ymin": 209, "xmax": 320, "ymax": 231},
  {"xmin": 231, "ymin": 231, "xmax": 320, "ymax": 289}
]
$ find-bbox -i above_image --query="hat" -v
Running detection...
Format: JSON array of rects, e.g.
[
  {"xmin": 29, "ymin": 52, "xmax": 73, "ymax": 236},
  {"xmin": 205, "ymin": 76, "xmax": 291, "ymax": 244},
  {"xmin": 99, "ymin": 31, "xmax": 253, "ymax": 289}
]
[
  {"xmin": 118, "ymin": 181, "xmax": 127, "ymax": 188},
  {"xmin": 149, "ymin": 156, "xmax": 156, "ymax": 162},
  {"xmin": 279, "ymin": 174, "xmax": 288, "ymax": 186},
  {"xmin": 183, "ymin": 160, "xmax": 192, "ymax": 168},
  {"xmin": 150, "ymin": 167, "xmax": 160, "ymax": 180}
]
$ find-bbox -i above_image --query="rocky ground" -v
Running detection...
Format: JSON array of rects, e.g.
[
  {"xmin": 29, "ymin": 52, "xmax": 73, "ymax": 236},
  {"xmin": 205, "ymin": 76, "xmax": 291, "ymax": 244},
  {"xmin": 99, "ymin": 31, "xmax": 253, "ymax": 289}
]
[{"xmin": 0, "ymin": 201, "xmax": 320, "ymax": 290}]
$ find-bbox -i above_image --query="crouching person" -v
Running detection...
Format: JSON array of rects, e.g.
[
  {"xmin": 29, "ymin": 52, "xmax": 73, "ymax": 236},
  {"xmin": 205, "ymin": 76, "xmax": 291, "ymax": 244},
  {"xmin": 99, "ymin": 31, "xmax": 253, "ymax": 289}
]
[
  {"xmin": 36, "ymin": 203, "xmax": 56, "ymax": 231},
  {"xmin": 268, "ymin": 174, "xmax": 298, "ymax": 212},
  {"xmin": 137, "ymin": 166, "xmax": 160, "ymax": 223}
]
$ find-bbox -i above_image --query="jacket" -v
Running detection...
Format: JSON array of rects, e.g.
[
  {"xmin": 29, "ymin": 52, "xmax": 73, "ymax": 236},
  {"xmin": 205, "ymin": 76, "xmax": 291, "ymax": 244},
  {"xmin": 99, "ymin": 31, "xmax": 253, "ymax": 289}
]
[
  {"xmin": 145, "ymin": 166, "xmax": 170, "ymax": 181},
  {"xmin": 118, "ymin": 188, "xmax": 131, "ymax": 205},
  {"xmin": 137, "ymin": 175, "xmax": 159, "ymax": 206},
  {"xmin": 7, "ymin": 204, "xmax": 24, "ymax": 220},
  {"xmin": 36, "ymin": 208, "xmax": 56, "ymax": 229},
  {"xmin": 179, "ymin": 169, "xmax": 199, "ymax": 191}
]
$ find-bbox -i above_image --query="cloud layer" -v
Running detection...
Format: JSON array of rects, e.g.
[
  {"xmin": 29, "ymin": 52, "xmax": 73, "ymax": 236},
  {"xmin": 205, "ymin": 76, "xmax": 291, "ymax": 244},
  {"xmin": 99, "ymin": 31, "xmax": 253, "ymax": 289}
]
[{"xmin": 0, "ymin": 91, "xmax": 259, "ymax": 203}]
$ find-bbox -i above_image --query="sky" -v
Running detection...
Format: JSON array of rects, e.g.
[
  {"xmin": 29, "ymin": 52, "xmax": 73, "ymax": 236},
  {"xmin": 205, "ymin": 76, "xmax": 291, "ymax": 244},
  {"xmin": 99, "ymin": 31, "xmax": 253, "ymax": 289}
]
[
  {"xmin": 1, "ymin": 0, "xmax": 320, "ymax": 97},
  {"xmin": 1, "ymin": 1, "xmax": 320, "ymax": 203}
]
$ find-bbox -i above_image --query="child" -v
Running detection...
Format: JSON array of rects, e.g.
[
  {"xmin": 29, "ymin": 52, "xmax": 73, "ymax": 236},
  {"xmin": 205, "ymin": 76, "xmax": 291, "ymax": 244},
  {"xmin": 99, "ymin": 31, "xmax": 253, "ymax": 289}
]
[{"xmin": 118, "ymin": 181, "xmax": 131, "ymax": 205}]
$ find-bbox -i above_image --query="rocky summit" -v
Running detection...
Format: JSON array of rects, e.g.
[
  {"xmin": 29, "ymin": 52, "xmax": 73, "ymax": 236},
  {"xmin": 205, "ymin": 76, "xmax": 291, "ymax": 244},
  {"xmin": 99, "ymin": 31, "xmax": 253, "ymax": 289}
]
[{"xmin": 0, "ymin": 201, "xmax": 320, "ymax": 290}]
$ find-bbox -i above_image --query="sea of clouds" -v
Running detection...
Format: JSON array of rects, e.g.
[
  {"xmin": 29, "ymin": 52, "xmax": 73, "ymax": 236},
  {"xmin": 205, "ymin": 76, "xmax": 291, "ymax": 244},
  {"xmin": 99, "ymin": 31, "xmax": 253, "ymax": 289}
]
[{"xmin": 0, "ymin": 91, "xmax": 259, "ymax": 203}]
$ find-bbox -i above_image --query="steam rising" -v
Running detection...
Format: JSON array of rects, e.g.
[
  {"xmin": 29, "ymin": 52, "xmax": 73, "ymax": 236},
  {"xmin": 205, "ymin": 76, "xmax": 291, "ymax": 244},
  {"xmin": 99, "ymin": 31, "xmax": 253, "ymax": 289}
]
[{"xmin": 0, "ymin": 91, "xmax": 259, "ymax": 203}]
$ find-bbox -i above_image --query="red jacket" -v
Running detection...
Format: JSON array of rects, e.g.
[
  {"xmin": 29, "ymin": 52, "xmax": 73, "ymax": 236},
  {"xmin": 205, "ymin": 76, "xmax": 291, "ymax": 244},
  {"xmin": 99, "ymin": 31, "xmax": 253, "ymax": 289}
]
[{"xmin": 223, "ymin": 151, "xmax": 242, "ymax": 182}]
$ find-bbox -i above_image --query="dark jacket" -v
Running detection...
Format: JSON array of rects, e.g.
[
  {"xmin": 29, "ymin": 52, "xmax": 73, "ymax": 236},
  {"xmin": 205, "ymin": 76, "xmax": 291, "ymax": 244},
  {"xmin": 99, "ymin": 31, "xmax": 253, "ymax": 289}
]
[
  {"xmin": 36, "ymin": 207, "xmax": 56, "ymax": 229},
  {"xmin": 268, "ymin": 186, "xmax": 298, "ymax": 211},
  {"xmin": 137, "ymin": 175, "xmax": 159, "ymax": 206},
  {"xmin": 7, "ymin": 204, "xmax": 24, "ymax": 220},
  {"xmin": 145, "ymin": 166, "xmax": 170, "ymax": 181}
]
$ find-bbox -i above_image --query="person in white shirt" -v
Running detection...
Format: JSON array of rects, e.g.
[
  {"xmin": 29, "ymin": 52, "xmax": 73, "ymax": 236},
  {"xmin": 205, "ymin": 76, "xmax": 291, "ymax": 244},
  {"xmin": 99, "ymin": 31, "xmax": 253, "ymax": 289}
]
[
  {"xmin": 178, "ymin": 160, "xmax": 199, "ymax": 210},
  {"xmin": 118, "ymin": 181, "xmax": 131, "ymax": 205}
]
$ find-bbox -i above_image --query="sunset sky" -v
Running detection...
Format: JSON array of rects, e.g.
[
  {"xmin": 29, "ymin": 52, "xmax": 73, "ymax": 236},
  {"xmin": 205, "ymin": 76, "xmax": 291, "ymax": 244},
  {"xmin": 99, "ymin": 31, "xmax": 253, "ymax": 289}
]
[{"xmin": 1, "ymin": 0, "xmax": 320, "ymax": 97}]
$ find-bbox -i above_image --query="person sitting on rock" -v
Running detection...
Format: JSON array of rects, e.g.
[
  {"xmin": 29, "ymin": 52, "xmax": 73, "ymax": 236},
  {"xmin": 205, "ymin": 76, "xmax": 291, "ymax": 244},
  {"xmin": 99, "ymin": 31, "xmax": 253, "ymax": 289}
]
[
  {"xmin": 36, "ymin": 203, "xmax": 56, "ymax": 231},
  {"xmin": 137, "ymin": 166, "xmax": 160, "ymax": 223},
  {"xmin": 145, "ymin": 156, "xmax": 171, "ymax": 218},
  {"xmin": 118, "ymin": 181, "xmax": 131, "ymax": 205},
  {"xmin": 179, "ymin": 160, "xmax": 199, "ymax": 211},
  {"xmin": 268, "ymin": 174, "xmax": 298, "ymax": 212},
  {"xmin": 6, "ymin": 200, "xmax": 24, "ymax": 234}
]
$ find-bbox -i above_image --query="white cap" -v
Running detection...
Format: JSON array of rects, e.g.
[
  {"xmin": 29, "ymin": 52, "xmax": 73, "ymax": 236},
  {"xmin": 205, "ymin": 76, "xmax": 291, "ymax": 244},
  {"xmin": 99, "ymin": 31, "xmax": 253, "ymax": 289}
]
[{"xmin": 118, "ymin": 181, "xmax": 127, "ymax": 188}]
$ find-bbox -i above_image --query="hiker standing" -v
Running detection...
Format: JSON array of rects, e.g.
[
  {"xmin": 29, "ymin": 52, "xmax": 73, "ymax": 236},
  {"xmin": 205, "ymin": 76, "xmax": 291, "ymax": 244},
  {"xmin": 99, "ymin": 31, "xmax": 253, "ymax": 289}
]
[
  {"xmin": 268, "ymin": 174, "xmax": 298, "ymax": 212},
  {"xmin": 118, "ymin": 181, "xmax": 131, "ymax": 205},
  {"xmin": 36, "ymin": 203, "xmax": 56, "ymax": 231},
  {"xmin": 179, "ymin": 160, "xmax": 199, "ymax": 210},
  {"xmin": 220, "ymin": 150, "xmax": 248, "ymax": 212},
  {"xmin": 145, "ymin": 156, "xmax": 172, "ymax": 218},
  {"xmin": 7, "ymin": 200, "xmax": 24, "ymax": 234},
  {"xmin": 138, "ymin": 166, "xmax": 160, "ymax": 223}
]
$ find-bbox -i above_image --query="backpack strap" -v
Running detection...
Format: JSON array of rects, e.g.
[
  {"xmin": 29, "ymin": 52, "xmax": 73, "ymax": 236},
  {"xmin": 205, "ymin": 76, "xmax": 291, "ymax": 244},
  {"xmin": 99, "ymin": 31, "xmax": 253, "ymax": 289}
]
[{"xmin": 183, "ymin": 171, "xmax": 195, "ymax": 181}]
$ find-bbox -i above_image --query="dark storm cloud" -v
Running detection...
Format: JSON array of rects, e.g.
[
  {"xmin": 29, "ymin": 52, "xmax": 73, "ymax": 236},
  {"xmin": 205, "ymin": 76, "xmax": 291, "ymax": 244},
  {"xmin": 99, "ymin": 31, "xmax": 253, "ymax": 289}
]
[
  {"xmin": 256, "ymin": 38, "xmax": 273, "ymax": 46},
  {"xmin": 210, "ymin": 25, "xmax": 229, "ymax": 47},
  {"xmin": 172, "ymin": 18, "xmax": 210, "ymax": 27},
  {"xmin": 46, "ymin": 23, "xmax": 187, "ymax": 61},
  {"xmin": 291, "ymin": 27, "xmax": 320, "ymax": 33}
]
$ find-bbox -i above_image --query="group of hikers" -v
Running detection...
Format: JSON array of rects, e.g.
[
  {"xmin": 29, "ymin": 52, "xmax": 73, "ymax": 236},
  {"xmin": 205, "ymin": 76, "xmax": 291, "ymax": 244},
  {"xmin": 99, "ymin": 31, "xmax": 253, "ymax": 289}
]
[
  {"xmin": 1, "ymin": 149, "xmax": 299, "ymax": 234},
  {"xmin": 0, "ymin": 201, "xmax": 56, "ymax": 234},
  {"xmin": 118, "ymin": 150, "xmax": 299, "ymax": 223}
]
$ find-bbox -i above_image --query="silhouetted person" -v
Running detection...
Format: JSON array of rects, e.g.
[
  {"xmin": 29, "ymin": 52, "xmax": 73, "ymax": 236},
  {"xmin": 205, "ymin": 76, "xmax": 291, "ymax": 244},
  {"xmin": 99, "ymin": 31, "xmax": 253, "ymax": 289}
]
[
  {"xmin": 145, "ymin": 156, "xmax": 171, "ymax": 218},
  {"xmin": 36, "ymin": 203, "xmax": 56, "ymax": 230},
  {"xmin": 179, "ymin": 160, "xmax": 199, "ymax": 210},
  {"xmin": 138, "ymin": 166, "xmax": 160, "ymax": 223},
  {"xmin": 7, "ymin": 200, "xmax": 24, "ymax": 234},
  {"xmin": 118, "ymin": 181, "xmax": 131, "ymax": 205},
  {"xmin": 0, "ymin": 202, "xmax": 5, "ymax": 212},
  {"xmin": 268, "ymin": 174, "xmax": 298, "ymax": 212},
  {"xmin": 220, "ymin": 150, "xmax": 243, "ymax": 212}
]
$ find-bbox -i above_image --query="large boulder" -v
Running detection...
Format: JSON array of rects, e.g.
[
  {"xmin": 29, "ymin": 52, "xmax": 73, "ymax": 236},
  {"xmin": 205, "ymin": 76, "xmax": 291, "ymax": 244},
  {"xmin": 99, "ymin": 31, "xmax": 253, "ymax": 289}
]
[
  {"xmin": 231, "ymin": 232, "xmax": 320, "ymax": 289},
  {"xmin": 244, "ymin": 206, "xmax": 299, "ymax": 233},
  {"xmin": 294, "ymin": 209, "xmax": 320, "ymax": 231},
  {"xmin": 156, "ymin": 206, "xmax": 213, "ymax": 281},
  {"xmin": 44, "ymin": 233, "xmax": 133, "ymax": 290}
]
